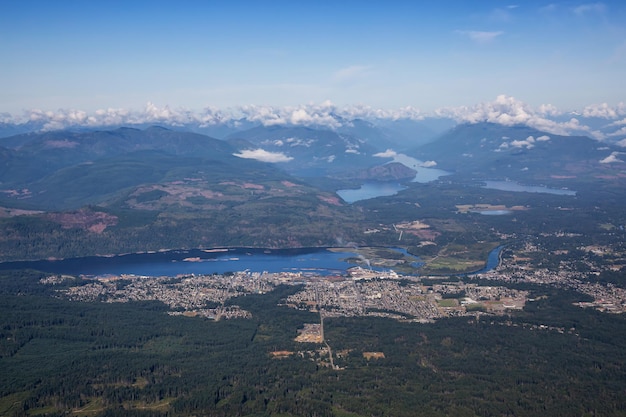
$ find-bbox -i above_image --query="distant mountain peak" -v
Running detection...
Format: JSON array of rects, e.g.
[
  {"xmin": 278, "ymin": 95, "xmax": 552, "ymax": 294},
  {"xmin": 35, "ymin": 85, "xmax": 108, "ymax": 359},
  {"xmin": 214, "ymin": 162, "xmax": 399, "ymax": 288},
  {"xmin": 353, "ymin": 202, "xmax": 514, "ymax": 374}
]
[{"xmin": 413, "ymin": 123, "xmax": 622, "ymax": 181}]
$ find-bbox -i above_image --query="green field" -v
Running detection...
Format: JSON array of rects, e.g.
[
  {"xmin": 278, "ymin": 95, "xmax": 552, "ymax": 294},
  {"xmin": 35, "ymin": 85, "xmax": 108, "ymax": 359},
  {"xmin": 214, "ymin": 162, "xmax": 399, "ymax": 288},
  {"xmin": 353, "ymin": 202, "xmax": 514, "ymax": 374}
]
[{"xmin": 437, "ymin": 299, "xmax": 458, "ymax": 307}]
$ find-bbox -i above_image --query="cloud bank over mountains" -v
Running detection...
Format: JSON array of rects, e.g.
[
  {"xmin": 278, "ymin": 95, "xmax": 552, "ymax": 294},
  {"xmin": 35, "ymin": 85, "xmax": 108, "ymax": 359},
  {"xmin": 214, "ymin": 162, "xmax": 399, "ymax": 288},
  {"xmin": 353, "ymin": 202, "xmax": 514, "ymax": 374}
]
[{"xmin": 2, "ymin": 96, "xmax": 626, "ymax": 142}]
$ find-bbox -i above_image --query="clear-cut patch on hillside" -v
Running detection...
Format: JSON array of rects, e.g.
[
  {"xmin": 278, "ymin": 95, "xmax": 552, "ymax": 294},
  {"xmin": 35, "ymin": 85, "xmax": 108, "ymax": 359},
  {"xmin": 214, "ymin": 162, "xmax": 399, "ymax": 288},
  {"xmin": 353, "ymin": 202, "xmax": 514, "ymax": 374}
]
[{"xmin": 47, "ymin": 209, "xmax": 118, "ymax": 233}]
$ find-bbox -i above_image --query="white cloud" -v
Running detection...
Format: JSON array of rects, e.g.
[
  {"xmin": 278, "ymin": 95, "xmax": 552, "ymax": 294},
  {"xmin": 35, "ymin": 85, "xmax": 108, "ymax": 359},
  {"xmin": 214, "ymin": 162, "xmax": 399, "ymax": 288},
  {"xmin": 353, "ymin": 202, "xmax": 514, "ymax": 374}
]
[
  {"xmin": 0, "ymin": 99, "xmax": 614, "ymax": 142},
  {"xmin": 609, "ymin": 126, "xmax": 626, "ymax": 138},
  {"xmin": 338, "ymin": 104, "xmax": 423, "ymax": 121},
  {"xmin": 456, "ymin": 30, "xmax": 504, "ymax": 43},
  {"xmin": 233, "ymin": 149, "xmax": 293, "ymax": 163},
  {"xmin": 21, "ymin": 103, "xmax": 222, "ymax": 131},
  {"xmin": 582, "ymin": 102, "xmax": 626, "ymax": 119},
  {"xmin": 436, "ymin": 95, "xmax": 533, "ymax": 124},
  {"xmin": 289, "ymin": 109, "xmax": 313, "ymax": 124},
  {"xmin": 436, "ymin": 95, "xmax": 604, "ymax": 139},
  {"xmin": 537, "ymin": 104, "xmax": 562, "ymax": 117},
  {"xmin": 501, "ymin": 134, "xmax": 547, "ymax": 150},
  {"xmin": 609, "ymin": 118, "xmax": 626, "ymax": 127},
  {"xmin": 616, "ymin": 138, "xmax": 626, "ymax": 147},
  {"xmin": 573, "ymin": 3, "xmax": 606, "ymax": 15},
  {"xmin": 288, "ymin": 108, "xmax": 341, "ymax": 128},
  {"xmin": 599, "ymin": 152, "xmax": 624, "ymax": 163},
  {"xmin": 92, "ymin": 108, "xmax": 132, "ymax": 125},
  {"xmin": 238, "ymin": 102, "xmax": 343, "ymax": 128},
  {"xmin": 285, "ymin": 137, "xmax": 314, "ymax": 147},
  {"xmin": 374, "ymin": 149, "xmax": 398, "ymax": 158},
  {"xmin": 1, "ymin": 101, "xmax": 428, "ymax": 132},
  {"xmin": 238, "ymin": 104, "xmax": 284, "ymax": 126},
  {"xmin": 421, "ymin": 160, "xmax": 438, "ymax": 168},
  {"xmin": 510, "ymin": 136, "xmax": 536, "ymax": 149}
]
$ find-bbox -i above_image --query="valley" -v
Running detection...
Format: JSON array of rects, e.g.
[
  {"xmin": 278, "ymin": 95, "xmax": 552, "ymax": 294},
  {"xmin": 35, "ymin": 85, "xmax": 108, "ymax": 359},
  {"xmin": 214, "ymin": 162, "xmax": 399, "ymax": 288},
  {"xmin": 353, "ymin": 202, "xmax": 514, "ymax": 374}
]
[
  {"xmin": 1, "ymin": 120, "xmax": 626, "ymax": 416},
  {"xmin": 5, "ymin": 1, "xmax": 626, "ymax": 414}
]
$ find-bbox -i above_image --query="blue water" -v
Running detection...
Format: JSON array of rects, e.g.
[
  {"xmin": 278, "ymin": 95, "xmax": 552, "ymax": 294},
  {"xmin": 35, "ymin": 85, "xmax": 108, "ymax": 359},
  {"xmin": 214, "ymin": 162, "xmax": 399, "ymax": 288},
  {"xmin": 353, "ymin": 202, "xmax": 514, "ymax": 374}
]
[
  {"xmin": 0, "ymin": 248, "xmax": 360, "ymax": 277},
  {"xmin": 337, "ymin": 182, "xmax": 407, "ymax": 204},
  {"xmin": 337, "ymin": 154, "xmax": 451, "ymax": 203},
  {"xmin": 390, "ymin": 154, "xmax": 451, "ymax": 183},
  {"xmin": 390, "ymin": 247, "xmax": 424, "ymax": 268},
  {"xmin": 482, "ymin": 181, "xmax": 576, "ymax": 196},
  {"xmin": 0, "ymin": 246, "xmax": 504, "ymax": 278},
  {"xmin": 469, "ymin": 246, "xmax": 504, "ymax": 275},
  {"xmin": 474, "ymin": 210, "xmax": 513, "ymax": 216}
]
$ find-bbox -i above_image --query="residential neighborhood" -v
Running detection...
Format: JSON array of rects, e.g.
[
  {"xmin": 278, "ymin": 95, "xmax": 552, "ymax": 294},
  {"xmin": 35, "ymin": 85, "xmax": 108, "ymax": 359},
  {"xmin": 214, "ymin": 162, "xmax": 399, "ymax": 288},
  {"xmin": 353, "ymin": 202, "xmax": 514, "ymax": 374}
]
[{"xmin": 46, "ymin": 241, "xmax": 626, "ymax": 323}]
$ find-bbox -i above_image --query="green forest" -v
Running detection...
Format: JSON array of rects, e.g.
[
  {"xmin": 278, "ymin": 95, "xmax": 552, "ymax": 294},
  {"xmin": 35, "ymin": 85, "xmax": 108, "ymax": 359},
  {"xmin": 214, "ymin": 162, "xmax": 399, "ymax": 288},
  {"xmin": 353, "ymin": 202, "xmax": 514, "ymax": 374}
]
[{"xmin": 1, "ymin": 270, "xmax": 625, "ymax": 417}]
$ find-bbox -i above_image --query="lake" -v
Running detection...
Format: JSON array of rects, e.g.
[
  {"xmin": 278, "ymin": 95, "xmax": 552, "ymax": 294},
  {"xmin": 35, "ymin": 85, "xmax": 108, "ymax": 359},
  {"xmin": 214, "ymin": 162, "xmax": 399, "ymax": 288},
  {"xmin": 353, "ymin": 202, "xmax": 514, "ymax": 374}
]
[
  {"xmin": 391, "ymin": 154, "xmax": 451, "ymax": 183},
  {"xmin": 337, "ymin": 154, "xmax": 451, "ymax": 203},
  {"xmin": 474, "ymin": 210, "xmax": 513, "ymax": 216},
  {"xmin": 0, "ymin": 248, "xmax": 362, "ymax": 277},
  {"xmin": 482, "ymin": 180, "xmax": 576, "ymax": 196},
  {"xmin": 337, "ymin": 182, "xmax": 407, "ymax": 204}
]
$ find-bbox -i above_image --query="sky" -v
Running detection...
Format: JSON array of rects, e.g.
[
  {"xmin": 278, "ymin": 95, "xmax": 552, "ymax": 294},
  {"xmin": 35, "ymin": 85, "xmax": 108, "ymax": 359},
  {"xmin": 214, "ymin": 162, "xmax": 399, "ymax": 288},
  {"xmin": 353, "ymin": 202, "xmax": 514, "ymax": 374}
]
[{"xmin": 1, "ymin": 0, "xmax": 625, "ymax": 117}]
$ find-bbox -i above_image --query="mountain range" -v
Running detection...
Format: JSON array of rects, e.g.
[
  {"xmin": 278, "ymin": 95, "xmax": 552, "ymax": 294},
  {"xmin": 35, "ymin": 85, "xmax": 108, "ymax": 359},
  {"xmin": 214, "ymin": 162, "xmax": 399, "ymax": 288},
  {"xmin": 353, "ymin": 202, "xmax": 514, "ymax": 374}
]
[
  {"xmin": 1, "ymin": 120, "xmax": 624, "ymax": 211},
  {"xmin": 0, "ymin": 126, "xmax": 279, "ymax": 210},
  {"xmin": 0, "ymin": 118, "xmax": 625, "ymax": 261},
  {"xmin": 412, "ymin": 123, "xmax": 625, "ymax": 183}
]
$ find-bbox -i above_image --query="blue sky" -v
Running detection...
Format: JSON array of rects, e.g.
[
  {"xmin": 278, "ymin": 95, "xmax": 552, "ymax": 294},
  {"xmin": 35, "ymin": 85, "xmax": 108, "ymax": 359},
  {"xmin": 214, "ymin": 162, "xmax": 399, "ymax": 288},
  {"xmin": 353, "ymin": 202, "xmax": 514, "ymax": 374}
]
[{"xmin": 1, "ymin": 1, "xmax": 625, "ymax": 114}]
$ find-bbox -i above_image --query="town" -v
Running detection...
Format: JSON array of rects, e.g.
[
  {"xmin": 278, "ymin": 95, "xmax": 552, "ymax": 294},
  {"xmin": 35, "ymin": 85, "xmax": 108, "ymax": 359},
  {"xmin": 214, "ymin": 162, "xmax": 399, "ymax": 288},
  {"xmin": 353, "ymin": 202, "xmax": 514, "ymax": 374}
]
[{"xmin": 42, "ymin": 241, "xmax": 626, "ymax": 324}]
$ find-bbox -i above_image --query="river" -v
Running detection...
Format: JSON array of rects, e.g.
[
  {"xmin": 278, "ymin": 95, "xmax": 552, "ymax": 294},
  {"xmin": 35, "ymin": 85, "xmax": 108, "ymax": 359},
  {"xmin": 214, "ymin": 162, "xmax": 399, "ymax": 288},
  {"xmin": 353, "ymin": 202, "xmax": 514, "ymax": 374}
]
[
  {"xmin": 469, "ymin": 245, "xmax": 504, "ymax": 275},
  {"xmin": 0, "ymin": 246, "xmax": 505, "ymax": 278},
  {"xmin": 482, "ymin": 180, "xmax": 576, "ymax": 196}
]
